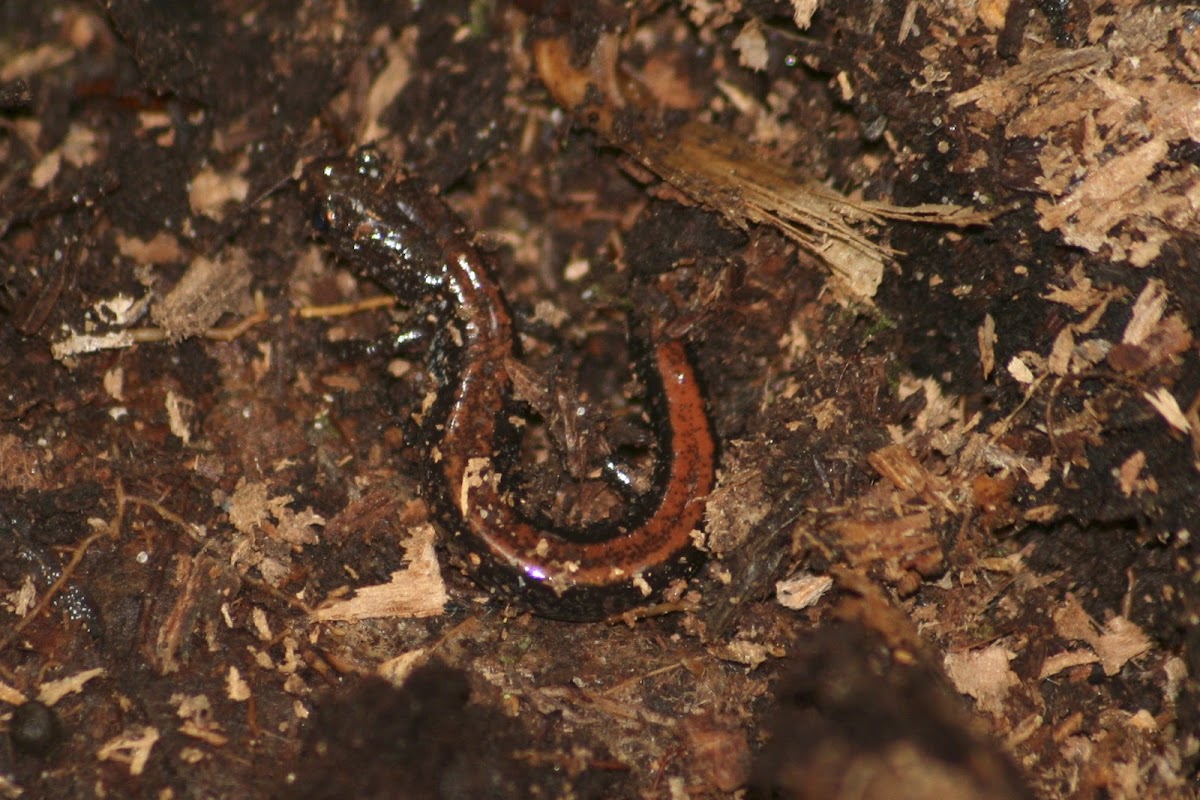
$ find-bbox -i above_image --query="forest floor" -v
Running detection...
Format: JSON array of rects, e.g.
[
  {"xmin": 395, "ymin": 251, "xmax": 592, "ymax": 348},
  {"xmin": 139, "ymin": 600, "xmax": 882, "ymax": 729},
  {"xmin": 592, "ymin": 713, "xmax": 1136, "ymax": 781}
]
[{"xmin": 1, "ymin": 1, "xmax": 1197, "ymax": 798}]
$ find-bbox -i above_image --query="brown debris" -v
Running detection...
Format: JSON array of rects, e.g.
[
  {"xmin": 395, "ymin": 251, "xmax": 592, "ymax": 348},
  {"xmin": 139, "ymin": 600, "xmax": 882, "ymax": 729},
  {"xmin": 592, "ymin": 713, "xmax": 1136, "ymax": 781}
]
[
  {"xmin": 533, "ymin": 33, "xmax": 989, "ymax": 302},
  {"xmin": 943, "ymin": 644, "xmax": 1021, "ymax": 717},
  {"xmin": 187, "ymin": 166, "xmax": 250, "ymax": 222},
  {"xmin": 681, "ymin": 713, "xmax": 752, "ymax": 793},
  {"xmin": 3, "ymin": 2, "xmax": 1199, "ymax": 798},
  {"xmin": 1051, "ymin": 595, "xmax": 1152, "ymax": 678},
  {"xmin": 867, "ymin": 443, "xmax": 955, "ymax": 512},
  {"xmin": 825, "ymin": 512, "xmax": 945, "ymax": 596},
  {"xmin": 775, "ymin": 572, "xmax": 833, "ymax": 610},
  {"xmin": 151, "ymin": 249, "xmax": 253, "ymax": 341},
  {"xmin": 173, "ymin": 694, "xmax": 229, "ymax": 747},
  {"xmin": 312, "ymin": 523, "xmax": 448, "ymax": 621},
  {"xmin": 950, "ymin": 6, "xmax": 1200, "ymax": 265},
  {"xmin": 228, "ymin": 478, "xmax": 324, "ymax": 548},
  {"xmin": 96, "ymin": 726, "xmax": 160, "ymax": 777},
  {"xmin": 116, "ymin": 231, "xmax": 184, "ymax": 266},
  {"xmin": 153, "ymin": 555, "xmax": 213, "ymax": 675}
]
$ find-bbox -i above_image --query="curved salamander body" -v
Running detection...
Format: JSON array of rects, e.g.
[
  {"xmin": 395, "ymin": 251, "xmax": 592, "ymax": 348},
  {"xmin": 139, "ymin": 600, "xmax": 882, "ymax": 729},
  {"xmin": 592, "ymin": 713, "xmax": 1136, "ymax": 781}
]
[{"xmin": 301, "ymin": 151, "xmax": 714, "ymax": 620}]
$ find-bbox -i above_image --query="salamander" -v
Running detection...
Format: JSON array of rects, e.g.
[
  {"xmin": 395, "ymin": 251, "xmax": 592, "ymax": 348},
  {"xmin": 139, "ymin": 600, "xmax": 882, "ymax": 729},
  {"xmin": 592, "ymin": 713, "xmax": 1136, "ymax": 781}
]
[{"xmin": 301, "ymin": 150, "xmax": 714, "ymax": 621}]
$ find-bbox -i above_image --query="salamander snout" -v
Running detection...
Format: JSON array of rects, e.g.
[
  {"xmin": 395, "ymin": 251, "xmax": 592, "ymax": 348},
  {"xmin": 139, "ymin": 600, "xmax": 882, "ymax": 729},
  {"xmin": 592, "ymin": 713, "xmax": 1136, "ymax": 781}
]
[{"xmin": 299, "ymin": 150, "xmax": 452, "ymax": 300}]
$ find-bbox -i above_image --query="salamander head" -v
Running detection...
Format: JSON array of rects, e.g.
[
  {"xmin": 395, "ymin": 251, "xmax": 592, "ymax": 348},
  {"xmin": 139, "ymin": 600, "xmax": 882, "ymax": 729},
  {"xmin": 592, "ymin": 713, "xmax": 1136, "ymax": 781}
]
[
  {"xmin": 300, "ymin": 149, "xmax": 445, "ymax": 298},
  {"xmin": 302, "ymin": 149, "xmax": 384, "ymax": 232}
]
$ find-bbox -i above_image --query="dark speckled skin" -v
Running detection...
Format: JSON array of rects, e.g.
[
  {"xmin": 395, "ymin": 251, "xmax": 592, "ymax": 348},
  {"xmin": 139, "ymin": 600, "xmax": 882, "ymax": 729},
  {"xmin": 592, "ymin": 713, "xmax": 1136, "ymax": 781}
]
[{"xmin": 301, "ymin": 150, "xmax": 714, "ymax": 620}]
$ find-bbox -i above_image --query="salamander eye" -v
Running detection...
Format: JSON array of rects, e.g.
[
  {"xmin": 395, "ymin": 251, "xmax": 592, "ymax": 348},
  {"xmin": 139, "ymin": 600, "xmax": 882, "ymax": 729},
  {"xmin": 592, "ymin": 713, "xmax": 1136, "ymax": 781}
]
[{"xmin": 312, "ymin": 204, "xmax": 334, "ymax": 235}]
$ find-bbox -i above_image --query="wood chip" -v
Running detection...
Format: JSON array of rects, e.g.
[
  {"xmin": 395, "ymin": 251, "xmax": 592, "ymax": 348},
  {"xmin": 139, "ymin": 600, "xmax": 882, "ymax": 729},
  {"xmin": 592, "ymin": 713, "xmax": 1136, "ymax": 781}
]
[
  {"xmin": 1048, "ymin": 326, "xmax": 1074, "ymax": 376},
  {"xmin": 775, "ymin": 572, "xmax": 833, "ymax": 610},
  {"xmin": 165, "ymin": 390, "xmax": 195, "ymax": 445},
  {"xmin": 1052, "ymin": 594, "xmax": 1153, "ymax": 676},
  {"xmin": 1007, "ymin": 355, "xmax": 1034, "ymax": 384},
  {"xmin": 867, "ymin": 443, "xmax": 954, "ymax": 511},
  {"xmin": 1123, "ymin": 280, "xmax": 1168, "ymax": 346},
  {"xmin": 97, "ymin": 726, "xmax": 160, "ymax": 776},
  {"xmin": 978, "ymin": 313, "xmax": 996, "ymax": 379},
  {"xmin": 227, "ymin": 666, "xmax": 251, "ymax": 702},
  {"xmin": 116, "ymin": 231, "xmax": 184, "ymax": 266},
  {"xmin": 36, "ymin": 667, "xmax": 105, "ymax": 705},
  {"xmin": 188, "ymin": 166, "xmax": 249, "ymax": 222},
  {"xmin": 0, "ymin": 680, "xmax": 27, "ymax": 706},
  {"xmin": 312, "ymin": 523, "xmax": 448, "ymax": 621},
  {"xmin": 827, "ymin": 512, "xmax": 944, "ymax": 595},
  {"xmin": 1142, "ymin": 387, "xmax": 1191, "ymax": 433},
  {"xmin": 732, "ymin": 18, "xmax": 768, "ymax": 71},
  {"xmin": 360, "ymin": 27, "xmax": 417, "ymax": 145},
  {"xmin": 1116, "ymin": 451, "xmax": 1150, "ymax": 497},
  {"xmin": 1038, "ymin": 649, "xmax": 1099, "ymax": 681},
  {"xmin": 944, "ymin": 645, "xmax": 1020, "ymax": 715},
  {"xmin": 378, "ymin": 648, "xmax": 429, "ymax": 686},
  {"xmin": 228, "ymin": 478, "xmax": 323, "ymax": 546}
]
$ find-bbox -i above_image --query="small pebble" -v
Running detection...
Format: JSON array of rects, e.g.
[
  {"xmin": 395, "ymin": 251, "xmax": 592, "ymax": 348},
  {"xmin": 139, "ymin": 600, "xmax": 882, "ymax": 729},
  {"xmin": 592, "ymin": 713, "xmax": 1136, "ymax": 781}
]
[{"xmin": 9, "ymin": 700, "xmax": 62, "ymax": 756}]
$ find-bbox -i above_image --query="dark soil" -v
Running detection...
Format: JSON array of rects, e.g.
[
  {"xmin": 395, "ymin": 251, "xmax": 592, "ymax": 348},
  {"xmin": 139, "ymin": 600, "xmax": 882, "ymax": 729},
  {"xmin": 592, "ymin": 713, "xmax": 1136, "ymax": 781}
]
[{"xmin": 1, "ymin": 1, "xmax": 1196, "ymax": 798}]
